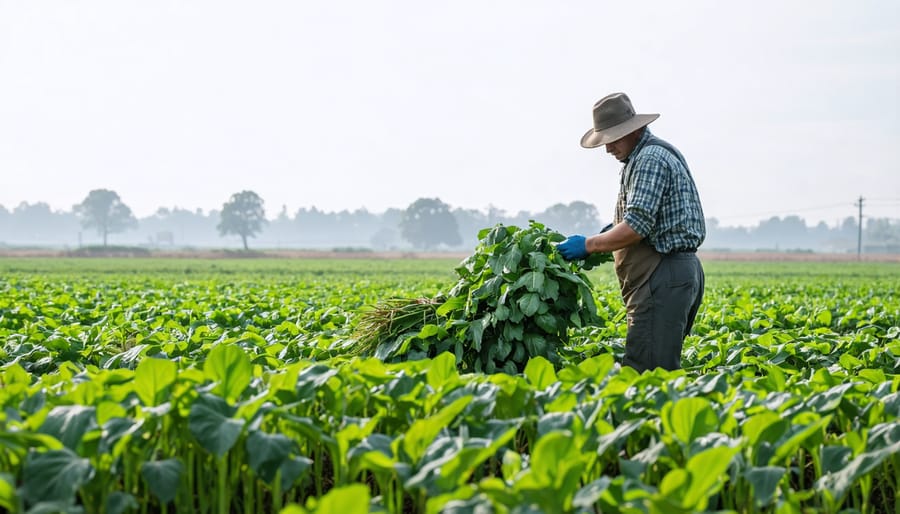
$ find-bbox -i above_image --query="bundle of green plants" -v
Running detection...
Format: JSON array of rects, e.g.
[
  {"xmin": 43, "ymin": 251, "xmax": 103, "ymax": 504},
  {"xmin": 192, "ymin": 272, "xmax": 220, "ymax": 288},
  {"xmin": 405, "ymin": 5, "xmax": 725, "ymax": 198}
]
[{"xmin": 351, "ymin": 221, "xmax": 612, "ymax": 373}]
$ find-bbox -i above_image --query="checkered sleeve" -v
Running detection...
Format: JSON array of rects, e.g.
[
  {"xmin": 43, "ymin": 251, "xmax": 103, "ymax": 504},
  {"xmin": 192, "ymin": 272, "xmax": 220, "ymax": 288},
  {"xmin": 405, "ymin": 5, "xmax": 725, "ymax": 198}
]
[{"xmin": 622, "ymin": 148, "xmax": 669, "ymax": 238}]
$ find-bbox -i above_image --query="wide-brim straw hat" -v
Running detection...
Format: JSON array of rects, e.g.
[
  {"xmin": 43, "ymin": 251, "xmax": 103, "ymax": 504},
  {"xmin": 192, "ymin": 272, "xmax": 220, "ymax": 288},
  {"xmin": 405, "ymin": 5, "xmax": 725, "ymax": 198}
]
[{"xmin": 580, "ymin": 92, "xmax": 659, "ymax": 148}]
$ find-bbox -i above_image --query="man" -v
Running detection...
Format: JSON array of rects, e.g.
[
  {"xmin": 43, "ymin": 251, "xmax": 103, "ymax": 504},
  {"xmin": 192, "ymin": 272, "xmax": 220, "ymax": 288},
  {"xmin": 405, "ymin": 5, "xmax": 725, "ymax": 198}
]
[{"xmin": 557, "ymin": 92, "xmax": 705, "ymax": 372}]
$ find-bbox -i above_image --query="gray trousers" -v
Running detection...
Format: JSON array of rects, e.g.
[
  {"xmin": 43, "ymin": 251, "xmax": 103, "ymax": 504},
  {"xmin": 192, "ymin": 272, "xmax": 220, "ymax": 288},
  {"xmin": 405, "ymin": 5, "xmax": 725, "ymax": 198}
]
[{"xmin": 622, "ymin": 253, "xmax": 704, "ymax": 372}]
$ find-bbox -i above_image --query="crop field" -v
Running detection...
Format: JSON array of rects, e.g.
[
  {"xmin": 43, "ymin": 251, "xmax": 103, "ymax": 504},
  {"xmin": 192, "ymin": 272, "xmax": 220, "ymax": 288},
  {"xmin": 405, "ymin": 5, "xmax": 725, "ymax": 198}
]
[{"xmin": 1, "ymin": 251, "xmax": 899, "ymax": 513}]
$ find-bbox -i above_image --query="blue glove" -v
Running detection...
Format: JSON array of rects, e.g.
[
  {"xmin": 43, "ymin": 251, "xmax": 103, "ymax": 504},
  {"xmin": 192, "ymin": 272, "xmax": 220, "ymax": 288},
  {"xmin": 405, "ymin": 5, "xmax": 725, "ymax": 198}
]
[{"xmin": 557, "ymin": 235, "xmax": 588, "ymax": 261}]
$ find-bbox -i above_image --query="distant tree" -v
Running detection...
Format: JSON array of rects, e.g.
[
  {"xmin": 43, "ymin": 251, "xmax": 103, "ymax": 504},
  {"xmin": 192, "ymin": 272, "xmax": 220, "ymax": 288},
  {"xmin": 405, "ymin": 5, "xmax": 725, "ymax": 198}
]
[
  {"xmin": 840, "ymin": 216, "xmax": 858, "ymax": 239},
  {"xmin": 399, "ymin": 197, "xmax": 462, "ymax": 250},
  {"xmin": 277, "ymin": 204, "xmax": 290, "ymax": 222},
  {"xmin": 217, "ymin": 190, "xmax": 267, "ymax": 250},
  {"xmin": 755, "ymin": 215, "xmax": 809, "ymax": 249},
  {"xmin": 866, "ymin": 218, "xmax": 900, "ymax": 245},
  {"xmin": 536, "ymin": 201, "xmax": 601, "ymax": 235},
  {"xmin": 73, "ymin": 189, "xmax": 138, "ymax": 246},
  {"xmin": 370, "ymin": 227, "xmax": 400, "ymax": 250},
  {"xmin": 452, "ymin": 207, "xmax": 489, "ymax": 248}
]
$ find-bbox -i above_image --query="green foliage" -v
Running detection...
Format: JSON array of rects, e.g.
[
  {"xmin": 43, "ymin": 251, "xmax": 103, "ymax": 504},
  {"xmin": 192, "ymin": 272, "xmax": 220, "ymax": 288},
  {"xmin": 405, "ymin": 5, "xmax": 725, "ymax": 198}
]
[
  {"xmin": 359, "ymin": 221, "xmax": 613, "ymax": 373},
  {"xmin": 0, "ymin": 258, "xmax": 898, "ymax": 513},
  {"xmin": 141, "ymin": 459, "xmax": 184, "ymax": 504}
]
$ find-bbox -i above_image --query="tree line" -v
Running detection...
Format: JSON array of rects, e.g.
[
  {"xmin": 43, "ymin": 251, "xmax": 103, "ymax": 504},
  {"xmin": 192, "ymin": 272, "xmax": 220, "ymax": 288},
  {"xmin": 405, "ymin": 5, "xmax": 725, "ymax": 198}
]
[{"xmin": 1, "ymin": 189, "xmax": 898, "ymax": 253}]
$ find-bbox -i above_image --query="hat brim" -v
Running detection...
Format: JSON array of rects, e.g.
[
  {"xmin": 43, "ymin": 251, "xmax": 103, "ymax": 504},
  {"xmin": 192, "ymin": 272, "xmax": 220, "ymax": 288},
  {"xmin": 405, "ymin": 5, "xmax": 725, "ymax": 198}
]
[{"xmin": 580, "ymin": 113, "xmax": 660, "ymax": 148}]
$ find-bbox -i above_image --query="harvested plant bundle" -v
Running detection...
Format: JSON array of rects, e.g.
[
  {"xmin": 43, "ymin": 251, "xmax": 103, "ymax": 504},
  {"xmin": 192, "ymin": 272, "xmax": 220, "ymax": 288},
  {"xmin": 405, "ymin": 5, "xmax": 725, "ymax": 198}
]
[
  {"xmin": 352, "ymin": 222, "xmax": 612, "ymax": 372},
  {"xmin": 349, "ymin": 297, "xmax": 441, "ymax": 358}
]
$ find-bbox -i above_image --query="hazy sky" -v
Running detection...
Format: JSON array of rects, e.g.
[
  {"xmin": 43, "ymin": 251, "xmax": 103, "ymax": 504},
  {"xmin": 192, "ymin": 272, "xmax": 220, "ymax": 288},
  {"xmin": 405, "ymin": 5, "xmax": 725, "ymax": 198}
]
[{"xmin": 1, "ymin": 1, "xmax": 898, "ymax": 227}]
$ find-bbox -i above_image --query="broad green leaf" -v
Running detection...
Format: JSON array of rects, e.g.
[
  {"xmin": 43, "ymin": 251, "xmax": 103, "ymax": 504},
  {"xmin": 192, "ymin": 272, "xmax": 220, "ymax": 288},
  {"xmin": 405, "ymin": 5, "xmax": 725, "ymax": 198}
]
[
  {"xmin": 517, "ymin": 292, "xmax": 543, "ymax": 317},
  {"xmin": 106, "ymin": 492, "xmax": 138, "ymax": 514},
  {"xmin": 815, "ymin": 309, "xmax": 832, "ymax": 325},
  {"xmin": 576, "ymin": 353, "xmax": 615, "ymax": 380},
  {"xmin": 483, "ymin": 225, "xmax": 510, "ymax": 246},
  {"xmin": 499, "ymin": 246, "xmax": 522, "ymax": 275},
  {"xmin": 0, "ymin": 431, "xmax": 64, "ymax": 458},
  {"xmin": 436, "ymin": 296, "xmax": 466, "ymax": 317},
  {"xmin": 804, "ymin": 383, "xmax": 856, "ymax": 413},
  {"xmin": 402, "ymin": 395, "xmax": 472, "ymax": 462},
  {"xmin": 771, "ymin": 416, "xmax": 830, "ymax": 464},
  {"xmin": 683, "ymin": 446, "xmax": 740, "ymax": 509},
  {"xmin": 38, "ymin": 405, "xmax": 97, "ymax": 450},
  {"xmin": 820, "ymin": 445, "xmax": 852, "ymax": 475},
  {"xmin": 133, "ymin": 357, "xmax": 177, "ymax": 407},
  {"xmin": 426, "ymin": 352, "xmax": 458, "ymax": 390},
  {"xmin": 305, "ymin": 484, "xmax": 370, "ymax": 514},
  {"xmin": 659, "ymin": 468, "xmax": 690, "ymax": 498},
  {"xmin": 96, "ymin": 401, "xmax": 128, "ymax": 425},
  {"xmin": 20, "ymin": 449, "xmax": 94, "ymax": 505},
  {"xmin": 741, "ymin": 411, "xmax": 786, "ymax": 447},
  {"xmin": 514, "ymin": 271, "xmax": 545, "ymax": 293},
  {"xmin": 596, "ymin": 419, "xmax": 644, "ymax": 456},
  {"xmin": 0, "ymin": 473, "xmax": 17, "ymax": 513},
  {"xmin": 472, "ymin": 276, "xmax": 503, "ymax": 300},
  {"xmin": 540, "ymin": 278, "xmax": 560, "ymax": 301},
  {"xmin": 523, "ymin": 333, "xmax": 548, "ymax": 359},
  {"xmin": 528, "ymin": 251, "xmax": 549, "ymax": 272},
  {"xmin": 534, "ymin": 313, "xmax": 558, "ymax": 334},
  {"xmin": 501, "ymin": 450, "xmax": 522, "ymax": 482},
  {"xmin": 434, "ymin": 428, "xmax": 517, "ymax": 492},
  {"xmin": 416, "ymin": 324, "xmax": 443, "ymax": 339},
  {"xmin": 426, "ymin": 488, "xmax": 484, "ymax": 514},
  {"xmin": 280, "ymin": 456, "xmax": 314, "ymax": 491},
  {"xmin": 524, "ymin": 356, "xmax": 557, "ymax": 389},
  {"xmin": 141, "ymin": 459, "xmax": 183, "ymax": 504},
  {"xmin": 204, "ymin": 344, "xmax": 252, "ymax": 403},
  {"xmin": 294, "ymin": 364, "xmax": 339, "ymax": 398},
  {"xmin": 246, "ymin": 430, "xmax": 294, "ymax": 484},
  {"xmin": 188, "ymin": 393, "xmax": 245, "ymax": 457},
  {"xmin": 572, "ymin": 477, "xmax": 612, "ymax": 510},
  {"xmin": 661, "ymin": 398, "xmax": 718, "ymax": 444},
  {"xmin": 815, "ymin": 439, "xmax": 900, "ymax": 500},
  {"xmin": 744, "ymin": 466, "xmax": 785, "ymax": 506},
  {"xmin": 529, "ymin": 431, "xmax": 578, "ymax": 485},
  {"xmin": 469, "ymin": 318, "xmax": 485, "ymax": 349}
]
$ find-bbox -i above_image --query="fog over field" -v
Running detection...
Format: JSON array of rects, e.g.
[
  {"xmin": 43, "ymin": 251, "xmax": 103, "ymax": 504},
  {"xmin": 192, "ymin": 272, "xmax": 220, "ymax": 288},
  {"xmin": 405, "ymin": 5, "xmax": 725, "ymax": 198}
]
[{"xmin": 1, "ymin": 2, "xmax": 898, "ymax": 226}]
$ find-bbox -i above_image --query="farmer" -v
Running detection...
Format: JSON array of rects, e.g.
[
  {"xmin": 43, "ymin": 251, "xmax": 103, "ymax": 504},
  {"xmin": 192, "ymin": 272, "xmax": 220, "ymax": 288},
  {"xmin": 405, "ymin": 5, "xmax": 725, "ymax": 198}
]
[{"xmin": 557, "ymin": 92, "xmax": 705, "ymax": 372}]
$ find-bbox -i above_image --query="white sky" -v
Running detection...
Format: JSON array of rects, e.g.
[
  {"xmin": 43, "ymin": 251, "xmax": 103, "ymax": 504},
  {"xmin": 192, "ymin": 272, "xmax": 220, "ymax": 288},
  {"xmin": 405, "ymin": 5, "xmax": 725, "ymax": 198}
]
[{"xmin": 1, "ymin": 1, "xmax": 898, "ymax": 227}]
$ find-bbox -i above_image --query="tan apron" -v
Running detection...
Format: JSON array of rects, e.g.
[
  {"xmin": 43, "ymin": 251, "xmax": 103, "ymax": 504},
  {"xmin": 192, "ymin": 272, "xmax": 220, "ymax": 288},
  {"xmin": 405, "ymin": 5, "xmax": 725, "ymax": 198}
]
[
  {"xmin": 614, "ymin": 241, "xmax": 661, "ymax": 311},
  {"xmin": 612, "ymin": 136, "xmax": 663, "ymax": 312}
]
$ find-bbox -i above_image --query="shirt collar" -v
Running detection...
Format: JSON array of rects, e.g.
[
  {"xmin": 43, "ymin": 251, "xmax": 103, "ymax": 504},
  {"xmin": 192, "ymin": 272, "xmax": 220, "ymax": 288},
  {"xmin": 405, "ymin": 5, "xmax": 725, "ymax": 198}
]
[{"xmin": 624, "ymin": 128, "xmax": 653, "ymax": 164}]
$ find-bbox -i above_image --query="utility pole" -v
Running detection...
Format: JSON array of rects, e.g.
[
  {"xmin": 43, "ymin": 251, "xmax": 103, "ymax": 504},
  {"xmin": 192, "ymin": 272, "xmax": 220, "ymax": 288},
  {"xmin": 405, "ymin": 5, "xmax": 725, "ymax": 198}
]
[{"xmin": 855, "ymin": 196, "xmax": 864, "ymax": 260}]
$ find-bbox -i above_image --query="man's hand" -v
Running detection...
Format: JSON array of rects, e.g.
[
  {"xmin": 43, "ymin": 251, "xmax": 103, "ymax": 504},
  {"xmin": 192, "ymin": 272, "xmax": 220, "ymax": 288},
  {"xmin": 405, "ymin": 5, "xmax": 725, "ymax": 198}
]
[{"xmin": 557, "ymin": 235, "xmax": 588, "ymax": 261}]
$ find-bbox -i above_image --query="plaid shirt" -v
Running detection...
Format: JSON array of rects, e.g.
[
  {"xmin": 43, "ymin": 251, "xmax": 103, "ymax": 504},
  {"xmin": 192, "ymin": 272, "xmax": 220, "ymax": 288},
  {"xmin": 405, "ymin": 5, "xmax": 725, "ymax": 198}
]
[{"xmin": 614, "ymin": 129, "xmax": 706, "ymax": 254}]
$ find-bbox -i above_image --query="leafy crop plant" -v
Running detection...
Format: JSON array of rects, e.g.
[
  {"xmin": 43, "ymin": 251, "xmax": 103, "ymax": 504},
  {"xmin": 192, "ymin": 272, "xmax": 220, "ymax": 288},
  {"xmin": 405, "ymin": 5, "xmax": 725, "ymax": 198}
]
[{"xmin": 352, "ymin": 222, "xmax": 612, "ymax": 373}]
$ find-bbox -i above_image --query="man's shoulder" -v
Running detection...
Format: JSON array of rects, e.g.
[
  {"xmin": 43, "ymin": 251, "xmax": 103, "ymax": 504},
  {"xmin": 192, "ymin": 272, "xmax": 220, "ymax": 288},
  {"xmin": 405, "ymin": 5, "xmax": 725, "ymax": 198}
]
[
  {"xmin": 633, "ymin": 144, "xmax": 673, "ymax": 167},
  {"xmin": 636, "ymin": 138, "xmax": 686, "ymax": 170}
]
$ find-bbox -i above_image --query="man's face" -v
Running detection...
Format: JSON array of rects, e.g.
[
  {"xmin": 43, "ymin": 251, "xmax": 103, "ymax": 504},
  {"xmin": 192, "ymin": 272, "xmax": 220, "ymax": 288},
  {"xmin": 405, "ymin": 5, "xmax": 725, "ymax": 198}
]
[{"xmin": 604, "ymin": 130, "xmax": 642, "ymax": 162}]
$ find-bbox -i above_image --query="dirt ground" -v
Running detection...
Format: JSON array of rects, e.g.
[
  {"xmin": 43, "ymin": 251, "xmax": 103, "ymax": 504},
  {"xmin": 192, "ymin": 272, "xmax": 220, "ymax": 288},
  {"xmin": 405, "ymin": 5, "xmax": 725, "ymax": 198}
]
[{"xmin": 1, "ymin": 248, "xmax": 898, "ymax": 262}]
